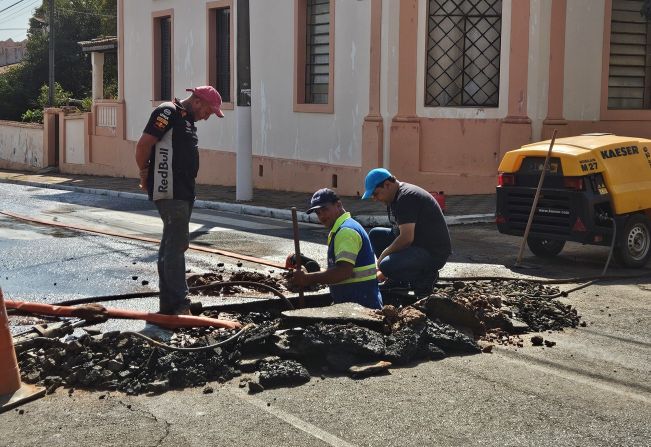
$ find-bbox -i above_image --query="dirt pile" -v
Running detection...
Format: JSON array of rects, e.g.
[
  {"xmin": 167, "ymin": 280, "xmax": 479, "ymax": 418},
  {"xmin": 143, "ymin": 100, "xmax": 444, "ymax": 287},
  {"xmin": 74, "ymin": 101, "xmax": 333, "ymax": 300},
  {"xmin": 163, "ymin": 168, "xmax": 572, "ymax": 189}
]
[
  {"xmin": 186, "ymin": 270, "xmax": 323, "ymax": 296},
  {"xmin": 187, "ymin": 271, "xmax": 278, "ymax": 296},
  {"xmin": 187, "ymin": 272, "xmax": 229, "ymax": 292},
  {"xmin": 229, "ymin": 271, "xmax": 284, "ymax": 288}
]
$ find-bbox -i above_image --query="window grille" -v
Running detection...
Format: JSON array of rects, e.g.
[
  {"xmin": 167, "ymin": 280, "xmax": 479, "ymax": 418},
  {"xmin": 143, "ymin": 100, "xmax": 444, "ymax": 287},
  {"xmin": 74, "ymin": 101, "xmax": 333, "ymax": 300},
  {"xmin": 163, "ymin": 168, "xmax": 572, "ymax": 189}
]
[
  {"xmin": 215, "ymin": 8, "xmax": 231, "ymax": 103},
  {"xmin": 425, "ymin": 0, "xmax": 502, "ymax": 107},
  {"xmin": 608, "ymin": 0, "xmax": 651, "ymax": 109},
  {"xmin": 159, "ymin": 17, "xmax": 172, "ymax": 101},
  {"xmin": 305, "ymin": 0, "xmax": 330, "ymax": 104}
]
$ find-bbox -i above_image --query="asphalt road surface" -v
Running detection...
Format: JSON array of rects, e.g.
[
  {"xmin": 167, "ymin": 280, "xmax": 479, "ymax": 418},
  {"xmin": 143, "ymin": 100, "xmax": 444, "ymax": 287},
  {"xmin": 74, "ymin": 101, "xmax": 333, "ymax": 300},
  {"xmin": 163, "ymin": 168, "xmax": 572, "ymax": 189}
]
[{"xmin": 0, "ymin": 183, "xmax": 649, "ymax": 447}]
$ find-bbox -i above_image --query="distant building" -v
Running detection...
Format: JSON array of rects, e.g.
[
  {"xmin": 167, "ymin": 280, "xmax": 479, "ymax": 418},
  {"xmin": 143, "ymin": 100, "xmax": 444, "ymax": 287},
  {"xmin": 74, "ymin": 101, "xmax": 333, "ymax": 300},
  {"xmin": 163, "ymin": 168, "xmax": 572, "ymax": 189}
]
[{"xmin": 0, "ymin": 39, "xmax": 27, "ymax": 67}]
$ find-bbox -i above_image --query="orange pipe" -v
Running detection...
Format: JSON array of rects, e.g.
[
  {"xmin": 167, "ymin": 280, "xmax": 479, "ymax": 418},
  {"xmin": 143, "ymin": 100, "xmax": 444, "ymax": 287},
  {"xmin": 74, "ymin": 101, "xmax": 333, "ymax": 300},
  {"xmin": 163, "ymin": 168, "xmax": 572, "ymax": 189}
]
[{"xmin": 5, "ymin": 300, "xmax": 242, "ymax": 330}]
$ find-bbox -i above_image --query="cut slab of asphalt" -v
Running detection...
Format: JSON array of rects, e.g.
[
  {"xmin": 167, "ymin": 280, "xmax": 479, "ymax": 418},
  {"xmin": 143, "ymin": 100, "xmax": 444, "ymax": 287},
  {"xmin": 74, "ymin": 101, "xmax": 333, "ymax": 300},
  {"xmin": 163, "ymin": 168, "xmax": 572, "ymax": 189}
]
[{"xmin": 280, "ymin": 302, "xmax": 384, "ymax": 329}]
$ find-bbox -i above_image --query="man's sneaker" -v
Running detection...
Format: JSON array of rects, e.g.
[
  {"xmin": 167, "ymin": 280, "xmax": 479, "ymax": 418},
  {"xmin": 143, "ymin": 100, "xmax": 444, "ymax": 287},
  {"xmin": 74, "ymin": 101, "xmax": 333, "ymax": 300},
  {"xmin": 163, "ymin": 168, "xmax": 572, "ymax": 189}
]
[
  {"xmin": 413, "ymin": 287, "xmax": 434, "ymax": 299},
  {"xmin": 412, "ymin": 271, "xmax": 439, "ymax": 298},
  {"xmin": 379, "ymin": 278, "xmax": 410, "ymax": 292},
  {"xmin": 139, "ymin": 323, "xmax": 173, "ymax": 341}
]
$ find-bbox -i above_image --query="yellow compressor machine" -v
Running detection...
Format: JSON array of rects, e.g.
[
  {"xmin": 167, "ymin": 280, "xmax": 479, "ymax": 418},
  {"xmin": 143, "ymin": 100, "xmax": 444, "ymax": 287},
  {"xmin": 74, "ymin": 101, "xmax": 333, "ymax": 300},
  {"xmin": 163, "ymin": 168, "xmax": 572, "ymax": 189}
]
[{"xmin": 496, "ymin": 133, "xmax": 651, "ymax": 267}]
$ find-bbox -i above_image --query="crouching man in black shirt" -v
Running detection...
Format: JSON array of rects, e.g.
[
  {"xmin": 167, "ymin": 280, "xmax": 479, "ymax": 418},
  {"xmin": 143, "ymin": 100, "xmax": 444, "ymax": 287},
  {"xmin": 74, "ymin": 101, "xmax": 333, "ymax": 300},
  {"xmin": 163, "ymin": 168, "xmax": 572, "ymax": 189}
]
[{"xmin": 361, "ymin": 168, "xmax": 451, "ymax": 297}]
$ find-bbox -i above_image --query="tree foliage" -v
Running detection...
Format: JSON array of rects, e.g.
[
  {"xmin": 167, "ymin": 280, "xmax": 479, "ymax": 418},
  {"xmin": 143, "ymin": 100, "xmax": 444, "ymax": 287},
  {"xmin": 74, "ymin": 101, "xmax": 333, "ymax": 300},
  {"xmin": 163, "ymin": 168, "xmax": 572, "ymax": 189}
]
[
  {"xmin": 0, "ymin": 0, "xmax": 117, "ymax": 121},
  {"xmin": 22, "ymin": 82, "xmax": 73, "ymax": 122}
]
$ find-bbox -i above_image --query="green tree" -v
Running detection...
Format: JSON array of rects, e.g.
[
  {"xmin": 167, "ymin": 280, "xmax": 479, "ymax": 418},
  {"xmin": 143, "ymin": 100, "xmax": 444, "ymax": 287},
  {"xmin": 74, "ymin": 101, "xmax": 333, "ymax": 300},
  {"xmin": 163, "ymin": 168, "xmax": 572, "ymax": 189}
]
[
  {"xmin": 0, "ymin": 0, "xmax": 117, "ymax": 121},
  {"xmin": 0, "ymin": 65, "xmax": 30, "ymax": 120},
  {"xmin": 22, "ymin": 82, "xmax": 74, "ymax": 123}
]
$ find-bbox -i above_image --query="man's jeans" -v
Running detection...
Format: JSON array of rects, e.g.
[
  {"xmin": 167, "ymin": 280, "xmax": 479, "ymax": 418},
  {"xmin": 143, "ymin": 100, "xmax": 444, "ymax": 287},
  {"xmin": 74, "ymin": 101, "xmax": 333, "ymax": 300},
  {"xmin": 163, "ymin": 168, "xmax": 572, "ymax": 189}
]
[
  {"xmin": 155, "ymin": 199, "xmax": 193, "ymax": 314},
  {"xmin": 369, "ymin": 227, "xmax": 438, "ymax": 283}
]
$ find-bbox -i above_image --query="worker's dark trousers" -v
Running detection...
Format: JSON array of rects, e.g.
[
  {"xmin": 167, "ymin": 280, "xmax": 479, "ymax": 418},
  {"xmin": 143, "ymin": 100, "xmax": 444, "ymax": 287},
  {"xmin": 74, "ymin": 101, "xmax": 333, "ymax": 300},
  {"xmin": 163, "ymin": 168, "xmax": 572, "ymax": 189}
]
[
  {"xmin": 155, "ymin": 199, "xmax": 193, "ymax": 314},
  {"xmin": 369, "ymin": 227, "xmax": 439, "ymax": 284}
]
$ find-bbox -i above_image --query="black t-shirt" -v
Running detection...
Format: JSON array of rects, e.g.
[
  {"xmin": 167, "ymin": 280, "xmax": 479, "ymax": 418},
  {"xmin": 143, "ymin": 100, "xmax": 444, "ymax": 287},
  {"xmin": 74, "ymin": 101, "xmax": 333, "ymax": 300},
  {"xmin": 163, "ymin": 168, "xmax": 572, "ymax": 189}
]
[
  {"xmin": 143, "ymin": 99, "xmax": 199, "ymax": 201},
  {"xmin": 389, "ymin": 182, "xmax": 452, "ymax": 266}
]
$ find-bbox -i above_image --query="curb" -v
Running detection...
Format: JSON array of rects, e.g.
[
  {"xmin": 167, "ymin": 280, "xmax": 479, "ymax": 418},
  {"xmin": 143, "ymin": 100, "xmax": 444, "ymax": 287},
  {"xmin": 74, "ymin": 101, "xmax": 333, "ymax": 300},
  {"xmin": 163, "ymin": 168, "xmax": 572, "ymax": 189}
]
[{"xmin": 0, "ymin": 179, "xmax": 495, "ymax": 226}]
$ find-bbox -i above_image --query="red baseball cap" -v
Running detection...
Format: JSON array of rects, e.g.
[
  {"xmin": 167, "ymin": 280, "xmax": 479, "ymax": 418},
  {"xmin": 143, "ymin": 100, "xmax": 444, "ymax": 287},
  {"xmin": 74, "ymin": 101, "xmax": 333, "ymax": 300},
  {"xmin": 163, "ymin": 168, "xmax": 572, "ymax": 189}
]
[{"xmin": 186, "ymin": 86, "xmax": 225, "ymax": 118}]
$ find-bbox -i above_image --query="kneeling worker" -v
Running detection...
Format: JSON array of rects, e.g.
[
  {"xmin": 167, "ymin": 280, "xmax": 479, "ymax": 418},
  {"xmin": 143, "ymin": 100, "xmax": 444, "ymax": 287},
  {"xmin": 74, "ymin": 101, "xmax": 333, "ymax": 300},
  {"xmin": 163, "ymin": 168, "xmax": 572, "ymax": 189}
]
[
  {"xmin": 362, "ymin": 168, "xmax": 451, "ymax": 296},
  {"xmin": 288, "ymin": 188, "xmax": 383, "ymax": 310}
]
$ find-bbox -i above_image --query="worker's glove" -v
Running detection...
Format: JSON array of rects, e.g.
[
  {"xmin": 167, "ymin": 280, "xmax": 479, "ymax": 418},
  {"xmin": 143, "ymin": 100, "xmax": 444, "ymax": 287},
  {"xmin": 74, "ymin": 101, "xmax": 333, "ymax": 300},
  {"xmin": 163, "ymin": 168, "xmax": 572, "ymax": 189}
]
[{"xmin": 285, "ymin": 253, "xmax": 320, "ymax": 273}]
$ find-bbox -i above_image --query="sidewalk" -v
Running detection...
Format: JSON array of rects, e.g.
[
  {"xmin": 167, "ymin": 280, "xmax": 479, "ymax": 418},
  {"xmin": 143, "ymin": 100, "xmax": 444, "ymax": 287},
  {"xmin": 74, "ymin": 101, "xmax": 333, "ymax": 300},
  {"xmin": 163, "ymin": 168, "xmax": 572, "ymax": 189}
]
[{"xmin": 0, "ymin": 169, "xmax": 495, "ymax": 226}]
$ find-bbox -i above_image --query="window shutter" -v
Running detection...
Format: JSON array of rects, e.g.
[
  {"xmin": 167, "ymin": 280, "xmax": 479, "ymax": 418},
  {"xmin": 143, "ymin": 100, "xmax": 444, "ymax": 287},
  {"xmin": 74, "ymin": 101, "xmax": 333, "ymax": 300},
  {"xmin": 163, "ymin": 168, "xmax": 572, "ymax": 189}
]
[
  {"xmin": 305, "ymin": 0, "xmax": 330, "ymax": 104},
  {"xmin": 608, "ymin": 0, "xmax": 651, "ymax": 109},
  {"xmin": 215, "ymin": 8, "xmax": 231, "ymax": 103},
  {"xmin": 160, "ymin": 18, "xmax": 172, "ymax": 101}
]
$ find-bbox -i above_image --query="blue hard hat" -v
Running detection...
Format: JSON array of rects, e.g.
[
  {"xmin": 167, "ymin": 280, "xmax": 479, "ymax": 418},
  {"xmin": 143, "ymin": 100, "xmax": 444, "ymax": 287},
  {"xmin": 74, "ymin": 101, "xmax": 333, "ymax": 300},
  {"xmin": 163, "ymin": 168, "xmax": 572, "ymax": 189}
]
[
  {"xmin": 361, "ymin": 168, "xmax": 392, "ymax": 199},
  {"xmin": 306, "ymin": 188, "xmax": 340, "ymax": 214}
]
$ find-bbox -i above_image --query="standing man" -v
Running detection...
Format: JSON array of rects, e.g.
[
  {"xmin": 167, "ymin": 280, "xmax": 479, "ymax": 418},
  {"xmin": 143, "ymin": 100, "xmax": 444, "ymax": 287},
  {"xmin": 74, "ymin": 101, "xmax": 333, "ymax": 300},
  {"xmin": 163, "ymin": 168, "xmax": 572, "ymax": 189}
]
[
  {"xmin": 289, "ymin": 188, "xmax": 383, "ymax": 310},
  {"xmin": 135, "ymin": 86, "xmax": 224, "ymax": 315},
  {"xmin": 362, "ymin": 168, "xmax": 451, "ymax": 297}
]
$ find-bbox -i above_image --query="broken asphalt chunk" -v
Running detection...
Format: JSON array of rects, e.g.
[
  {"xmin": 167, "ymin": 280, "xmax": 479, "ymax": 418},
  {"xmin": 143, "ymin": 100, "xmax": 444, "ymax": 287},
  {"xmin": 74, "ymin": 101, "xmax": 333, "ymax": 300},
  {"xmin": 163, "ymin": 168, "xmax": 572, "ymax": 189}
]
[
  {"xmin": 349, "ymin": 360, "xmax": 392, "ymax": 379},
  {"xmin": 258, "ymin": 358, "xmax": 310, "ymax": 388}
]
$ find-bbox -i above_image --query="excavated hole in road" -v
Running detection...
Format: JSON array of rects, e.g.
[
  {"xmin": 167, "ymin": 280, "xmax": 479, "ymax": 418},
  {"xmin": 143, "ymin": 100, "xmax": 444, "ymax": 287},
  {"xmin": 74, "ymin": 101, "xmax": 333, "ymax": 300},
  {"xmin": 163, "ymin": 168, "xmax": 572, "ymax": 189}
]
[{"xmin": 15, "ymin": 272, "xmax": 581, "ymax": 395}]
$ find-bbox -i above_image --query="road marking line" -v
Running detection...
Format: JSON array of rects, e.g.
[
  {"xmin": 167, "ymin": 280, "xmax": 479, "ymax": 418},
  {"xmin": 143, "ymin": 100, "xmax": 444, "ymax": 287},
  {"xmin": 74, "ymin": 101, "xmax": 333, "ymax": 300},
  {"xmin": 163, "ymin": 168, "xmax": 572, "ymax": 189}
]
[{"xmin": 225, "ymin": 388, "xmax": 358, "ymax": 447}]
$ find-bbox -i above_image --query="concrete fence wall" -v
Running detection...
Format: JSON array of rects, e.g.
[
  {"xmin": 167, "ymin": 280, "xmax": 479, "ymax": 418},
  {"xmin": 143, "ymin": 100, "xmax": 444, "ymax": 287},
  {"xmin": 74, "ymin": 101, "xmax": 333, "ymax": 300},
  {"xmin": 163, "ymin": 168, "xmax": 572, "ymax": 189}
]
[{"xmin": 0, "ymin": 120, "xmax": 46, "ymax": 171}]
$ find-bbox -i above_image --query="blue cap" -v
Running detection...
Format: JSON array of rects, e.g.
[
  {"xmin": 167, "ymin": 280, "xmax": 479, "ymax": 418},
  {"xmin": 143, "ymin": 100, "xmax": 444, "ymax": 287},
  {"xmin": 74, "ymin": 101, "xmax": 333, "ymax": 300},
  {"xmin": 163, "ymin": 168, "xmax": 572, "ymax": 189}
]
[
  {"xmin": 306, "ymin": 188, "xmax": 340, "ymax": 214},
  {"xmin": 361, "ymin": 168, "xmax": 392, "ymax": 199}
]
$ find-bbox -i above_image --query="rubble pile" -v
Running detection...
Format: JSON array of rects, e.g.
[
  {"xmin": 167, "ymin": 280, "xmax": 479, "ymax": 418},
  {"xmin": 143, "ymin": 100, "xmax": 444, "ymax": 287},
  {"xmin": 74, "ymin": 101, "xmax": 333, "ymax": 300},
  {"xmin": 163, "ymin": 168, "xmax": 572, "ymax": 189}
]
[
  {"xmin": 187, "ymin": 270, "xmax": 290, "ymax": 296},
  {"xmin": 15, "ymin": 306, "xmax": 480, "ymax": 395},
  {"xmin": 417, "ymin": 279, "xmax": 580, "ymax": 346},
  {"xmin": 187, "ymin": 272, "xmax": 228, "ymax": 291},
  {"xmin": 480, "ymin": 329, "xmax": 525, "ymax": 348},
  {"xmin": 16, "ymin": 331, "xmax": 241, "ymax": 395},
  {"xmin": 229, "ymin": 270, "xmax": 285, "ymax": 288},
  {"xmin": 503, "ymin": 293, "xmax": 580, "ymax": 332},
  {"xmin": 14, "ymin": 277, "xmax": 582, "ymax": 395}
]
